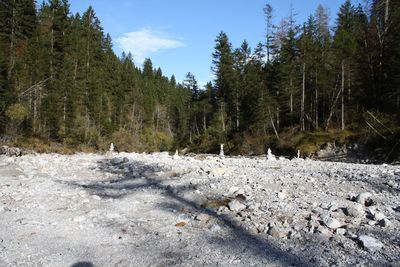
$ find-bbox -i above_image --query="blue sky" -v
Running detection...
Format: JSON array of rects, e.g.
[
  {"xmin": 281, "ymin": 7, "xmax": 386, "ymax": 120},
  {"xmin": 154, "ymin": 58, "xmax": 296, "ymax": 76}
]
[{"xmin": 68, "ymin": 0, "xmax": 361, "ymax": 86}]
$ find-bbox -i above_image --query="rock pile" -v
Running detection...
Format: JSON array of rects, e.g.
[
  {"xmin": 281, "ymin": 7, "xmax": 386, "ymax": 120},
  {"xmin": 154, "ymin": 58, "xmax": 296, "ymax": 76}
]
[{"xmin": 0, "ymin": 151, "xmax": 398, "ymax": 266}]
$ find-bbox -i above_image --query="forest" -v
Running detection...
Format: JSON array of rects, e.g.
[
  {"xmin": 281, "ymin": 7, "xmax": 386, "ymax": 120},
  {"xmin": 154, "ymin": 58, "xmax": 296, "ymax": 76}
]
[{"xmin": 0, "ymin": 0, "xmax": 399, "ymax": 160}]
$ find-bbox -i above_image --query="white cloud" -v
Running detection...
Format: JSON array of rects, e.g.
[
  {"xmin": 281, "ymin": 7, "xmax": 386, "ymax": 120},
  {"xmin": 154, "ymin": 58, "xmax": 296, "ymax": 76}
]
[{"xmin": 116, "ymin": 28, "xmax": 184, "ymax": 65}]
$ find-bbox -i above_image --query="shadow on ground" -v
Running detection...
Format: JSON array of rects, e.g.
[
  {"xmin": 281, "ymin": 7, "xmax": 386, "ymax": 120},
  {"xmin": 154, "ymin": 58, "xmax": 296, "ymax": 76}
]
[
  {"xmin": 65, "ymin": 158, "xmax": 318, "ymax": 266},
  {"xmin": 71, "ymin": 262, "xmax": 93, "ymax": 267}
]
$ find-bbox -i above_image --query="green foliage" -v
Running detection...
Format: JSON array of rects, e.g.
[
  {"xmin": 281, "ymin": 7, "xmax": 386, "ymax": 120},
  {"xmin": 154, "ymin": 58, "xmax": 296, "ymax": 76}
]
[
  {"xmin": 5, "ymin": 103, "xmax": 29, "ymax": 123},
  {"xmin": 111, "ymin": 128, "xmax": 145, "ymax": 152},
  {"xmin": 0, "ymin": 0, "xmax": 398, "ymax": 160}
]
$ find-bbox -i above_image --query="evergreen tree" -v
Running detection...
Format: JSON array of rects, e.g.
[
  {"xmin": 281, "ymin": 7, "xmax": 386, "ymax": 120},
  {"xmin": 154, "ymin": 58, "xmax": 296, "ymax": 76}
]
[{"xmin": 212, "ymin": 31, "xmax": 236, "ymax": 133}]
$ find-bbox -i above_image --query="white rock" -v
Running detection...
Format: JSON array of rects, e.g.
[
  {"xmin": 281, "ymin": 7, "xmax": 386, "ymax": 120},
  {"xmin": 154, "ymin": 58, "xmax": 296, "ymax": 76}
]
[
  {"xmin": 228, "ymin": 199, "xmax": 246, "ymax": 212},
  {"xmin": 322, "ymin": 216, "xmax": 342, "ymax": 229},
  {"xmin": 358, "ymin": 235, "xmax": 384, "ymax": 251},
  {"xmin": 195, "ymin": 213, "xmax": 210, "ymax": 222},
  {"xmin": 328, "ymin": 202, "xmax": 339, "ymax": 211},
  {"xmin": 209, "ymin": 167, "xmax": 228, "ymax": 176},
  {"xmin": 346, "ymin": 203, "xmax": 365, "ymax": 218},
  {"xmin": 316, "ymin": 226, "xmax": 332, "ymax": 236},
  {"xmin": 210, "ymin": 224, "xmax": 221, "ymax": 232},
  {"xmin": 374, "ymin": 211, "xmax": 385, "ymax": 221},
  {"xmin": 92, "ymin": 195, "xmax": 101, "ymax": 201},
  {"xmin": 227, "ymin": 186, "xmax": 240, "ymax": 196},
  {"xmin": 355, "ymin": 192, "xmax": 372, "ymax": 205},
  {"xmin": 277, "ymin": 191, "xmax": 287, "ymax": 200},
  {"xmin": 72, "ymin": 215, "xmax": 86, "ymax": 223},
  {"xmin": 106, "ymin": 213, "xmax": 121, "ymax": 219},
  {"xmin": 336, "ymin": 228, "xmax": 346, "ymax": 235}
]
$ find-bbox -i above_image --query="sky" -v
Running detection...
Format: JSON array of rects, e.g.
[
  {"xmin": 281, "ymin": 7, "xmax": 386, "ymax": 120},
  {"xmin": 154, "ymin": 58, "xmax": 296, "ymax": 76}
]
[{"xmin": 68, "ymin": 0, "xmax": 361, "ymax": 87}]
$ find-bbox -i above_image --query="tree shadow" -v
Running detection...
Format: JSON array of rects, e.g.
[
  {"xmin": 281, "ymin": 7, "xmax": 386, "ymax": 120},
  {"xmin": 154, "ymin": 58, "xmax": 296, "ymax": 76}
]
[
  {"xmin": 63, "ymin": 158, "xmax": 319, "ymax": 266},
  {"xmin": 346, "ymin": 175, "xmax": 400, "ymax": 196},
  {"xmin": 71, "ymin": 262, "xmax": 93, "ymax": 267}
]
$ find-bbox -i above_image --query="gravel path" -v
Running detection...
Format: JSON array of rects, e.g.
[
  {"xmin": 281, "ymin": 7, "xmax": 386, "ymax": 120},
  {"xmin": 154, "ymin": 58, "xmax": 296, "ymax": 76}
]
[{"xmin": 0, "ymin": 152, "xmax": 399, "ymax": 266}]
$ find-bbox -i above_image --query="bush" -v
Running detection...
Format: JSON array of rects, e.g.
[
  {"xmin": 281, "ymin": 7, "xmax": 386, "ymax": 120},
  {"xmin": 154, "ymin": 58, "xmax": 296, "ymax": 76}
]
[
  {"xmin": 110, "ymin": 129, "xmax": 146, "ymax": 152},
  {"xmin": 5, "ymin": 103, "xmax": 29, "ymax": 135}
]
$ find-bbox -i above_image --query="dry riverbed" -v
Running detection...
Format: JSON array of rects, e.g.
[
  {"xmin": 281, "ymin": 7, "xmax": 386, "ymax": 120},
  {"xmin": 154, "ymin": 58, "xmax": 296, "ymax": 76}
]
[{"xmin": 0, "ymin": 152, "xmax": 399, "ymax": 266}]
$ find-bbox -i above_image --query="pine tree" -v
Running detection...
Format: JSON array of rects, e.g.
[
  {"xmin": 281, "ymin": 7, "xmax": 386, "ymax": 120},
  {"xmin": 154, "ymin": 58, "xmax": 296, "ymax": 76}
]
[{"xmin": 212, "ymin": 31, "xmax": 236, "ymax": 133}]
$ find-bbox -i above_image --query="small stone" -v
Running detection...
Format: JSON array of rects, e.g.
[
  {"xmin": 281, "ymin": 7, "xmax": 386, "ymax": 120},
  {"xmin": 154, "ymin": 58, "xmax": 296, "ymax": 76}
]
[
  {"xmin": 92, "ymin": 195, "xmax": 101, "ymax": 201},
  {"xmin": 72, "ymin": 215, "xmax": 86, "ymax": 223},
  {"xmin": 277, "ymin": 190, "xmax": 287, "ymax": 200},
  {"xmin": 195, "ymin": 213, "xmax": 210, "ymax": 222},
  {"xmin": 322, "ymin": 216, "xmax": 342, "ymax": 229},
  {"xmin": 227, "ymin": 186, "xmax": 240, "ymax": 196},
  {"xmin": 209, "ymin": 167, "xmax": 227, "ymax": 176},
  {"xmin": 328, "ymin": 202, "xmax": 339, "ymax": 211},
  {"xmin": 268, "ymin": 226, "xmax": 286, "ymax": 238},
  {"xmin": 355, "ymin": 192, "xmax": 373, "ymax": 206},
  {"xmin": 316, "ymin": 226, "xmax": 332, "ymax": 236},
  {"xmin": 175, "ymin": 221, "xmax": 187, "ymax": 227},
  {"xmin": 210, "ymin": 224, "xmax": 221, "ymax": 232},
  {"xmin": 248, "ymin": 202, "xmax": 261, "ymax": 210},
  {"xmin": 358, "ymin": 235, "xmax": 384, "ymax": 251},
  {"xmin": 106, "ymin": 213, "xmax": 120, "ymax": 219},
  {"xmin": 336, "ymin": 228, "xmax": 346, "ymax": 235},
  {"xmin": 228, "ymin": 200, "xmax": 246, "ymax": 212},
  {"xmin": 346, "ymin": 203, "xmax": 365, "ymax": 218},
  {"xmin": 373, "ymin": 211, "xmax": 385, "ymax": 221},
  {"xmin": 111, "ymin": 157, "xmax": 129, "ymax": 165},
  {"xmin": 378, "ymin": 218, "xmax": 391, "ymax": 227}
]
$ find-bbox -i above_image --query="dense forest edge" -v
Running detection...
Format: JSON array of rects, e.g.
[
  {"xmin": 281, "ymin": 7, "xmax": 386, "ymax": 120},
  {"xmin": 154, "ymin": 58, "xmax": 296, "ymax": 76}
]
[{"xmin": 0, "ymin": 0, "xmax": 399, "ymax": 162}]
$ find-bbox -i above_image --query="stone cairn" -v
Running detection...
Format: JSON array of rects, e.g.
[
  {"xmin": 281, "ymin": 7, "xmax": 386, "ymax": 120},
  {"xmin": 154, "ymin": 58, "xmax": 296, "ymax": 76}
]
[
  {"xmin": 219, "ymin": 144, "xmax": 225, "ymax": 159},
  {"xmin": 266, "ymin": 148, "xmax": 276, "ymax": 161},
  {"xmin": 106, "ymin": 143, "xmax": 115, "ymax": 158}
]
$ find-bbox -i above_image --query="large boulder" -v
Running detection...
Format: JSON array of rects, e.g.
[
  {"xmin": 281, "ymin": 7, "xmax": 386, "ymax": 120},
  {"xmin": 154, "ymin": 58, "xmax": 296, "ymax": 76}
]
[
  {"xmin": 358, "ymin": 235, "xmax": 384, "ymax": 251},
  {"xmin": 0, "ymin": 146, "xmax": 22, "ymax": 157}
]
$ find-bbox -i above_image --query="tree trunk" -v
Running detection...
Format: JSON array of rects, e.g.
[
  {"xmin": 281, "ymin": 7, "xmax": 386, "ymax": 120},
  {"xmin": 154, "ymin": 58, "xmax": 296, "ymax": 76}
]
[
  {"xmin": 276, "ymin": 107, "xmax": 280, "ymax": 131},
  {"xmin": 325, "ymin": 76, "xmax": 340, "ymax": 131},
  {"xmin": 268, "ymin": 108, "xmax": 279, "ymax": 139},
  {"xmin": 341, "ymin": 60, "xmax": 345, "ymax": 131},
  {"xmin": 8, "ymin": 2, "xmax": 16, "ymax": 81},
  {"xmin": 301, "ymin": 62, "xmax": 305, "ymax": 131},
  {"xmin": 315, "ymin": 71, "xmax": 318, "ymax": 129},
  {"xmin": 290, "ymin": 78, "xmax": 293, "ymax": 113},
  {"xmin": 50, "ymin": 6, "xmax": 54, "ymax": 79},
  {"xmin": 203, "ymin": 105, "xmax": 206, "ymax": 131},
  {"xmin": 236, "ymin": 90, "xmax": 240, "ymax": 130},
  {"xmin": 385, "ymin": 0, "xmax": 390, "ymax": 25},
  {"xmin": 220, "ymin": 102, "xmax": 225, "ymax": 132},
  {"xmin": 348, "ymin": 66, "xmax": 351, "ymax": 101}
]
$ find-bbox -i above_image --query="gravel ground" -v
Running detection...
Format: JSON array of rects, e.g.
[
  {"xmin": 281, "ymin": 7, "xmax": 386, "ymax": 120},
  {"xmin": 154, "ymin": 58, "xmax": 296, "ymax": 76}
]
[{"xmin": 0, "ymin": 152, "xmax": 399, "ymax": 267}]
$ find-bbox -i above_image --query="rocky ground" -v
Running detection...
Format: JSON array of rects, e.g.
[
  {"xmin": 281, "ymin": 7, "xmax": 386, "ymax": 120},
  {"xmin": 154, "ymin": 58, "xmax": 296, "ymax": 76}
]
[{"xmin": 0, "ymin": 151, "xmax": 399, "ymax": 267}]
